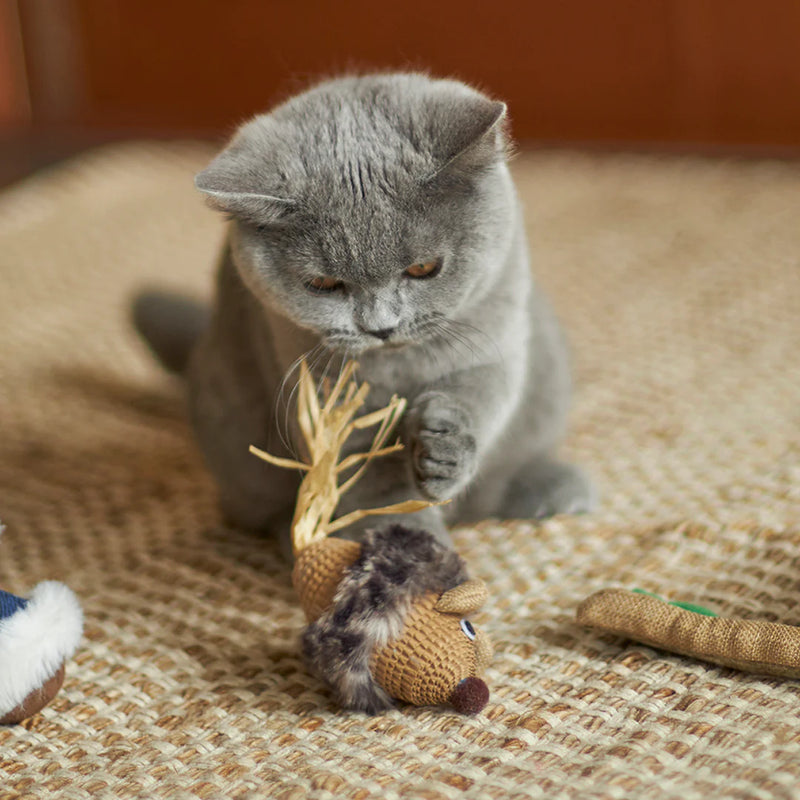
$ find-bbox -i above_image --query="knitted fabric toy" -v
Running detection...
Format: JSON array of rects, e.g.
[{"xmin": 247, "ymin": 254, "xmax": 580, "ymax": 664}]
[
  {"xmin": 0, "ymin": 579, "xmax": 83, "ymax": 724},
  {"xmin": 250, "ymin": 361, "xmax": 492, "ymax": 714},
  {"xmin": 577, "ymin": 588, "xmax": 800, "ymax": 678}
]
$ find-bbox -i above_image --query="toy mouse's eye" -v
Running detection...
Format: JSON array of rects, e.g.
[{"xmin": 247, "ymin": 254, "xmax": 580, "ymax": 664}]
[{"xmin": 460, "ymin": 618, "xmax": 477, "ymax": 641}]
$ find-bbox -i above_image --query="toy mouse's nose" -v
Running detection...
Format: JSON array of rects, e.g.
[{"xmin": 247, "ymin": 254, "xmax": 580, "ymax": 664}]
[{"xmin": 449, "ymin": 677, "xmax": 489, "ymax": 715}]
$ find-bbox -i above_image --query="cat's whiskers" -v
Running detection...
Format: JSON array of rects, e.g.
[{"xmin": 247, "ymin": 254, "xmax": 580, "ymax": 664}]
[
  {"xmin": 436, "ymin": 317, "xmax": 511, "ymax": 394},
  {"xmin": 275, "ymin": 352, "xmax": 309, "ymax": 456},
  {"xmin": 443, "ymin": 318, "xmax": 487, "ymax": 356},
  {"xmin": 276, "ymin": 342, "xmax": 326, "ymax": 456},
  {"xmin": 435, "ymin": 316, "xmax": 503, "ymax": 370},
  {"xmin": 281, "ymin": 344, "xmax": 334, "ymax": 456},
  {"xmin": 422, "ymin": 316, "xmax": 477, "ymax": 369},
  {"xmin": 334, "ymin": 353, "xmax": 350, "ymax": 394},
  {"xmin": 439, "ymin": 321, "xmax": 477, "ymax": 364},
  {"xmin": 421, "ymin": 319, "xmax": 454, "ymax": 374},
  {"xmin": 318, "ymin": 346, "xmax": 338, "ymax": 391},
  {"xmin": 449, "ymin": 318, "xmax": 504, "ymax": 365}
]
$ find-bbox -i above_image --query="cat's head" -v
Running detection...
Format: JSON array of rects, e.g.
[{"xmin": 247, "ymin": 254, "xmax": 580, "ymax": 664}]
[{"xmin": 196, "ymin": 73, "xmax": 513, "ymax": 354}]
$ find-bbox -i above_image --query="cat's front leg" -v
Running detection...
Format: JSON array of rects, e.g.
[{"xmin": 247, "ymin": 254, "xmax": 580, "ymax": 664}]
[
  {"xmin": 405, "ymin": 360, "xmax": 522, "ymax": 502},
  {"xmin": 406, "ymin": 392, "xmax": 478, "ymax": 501},
  {"xmin": 330, "ymin": 445, "xmax": 452, "ymax": 546}
]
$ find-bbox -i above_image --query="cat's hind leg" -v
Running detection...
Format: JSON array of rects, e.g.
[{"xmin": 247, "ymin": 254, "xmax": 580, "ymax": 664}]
[
  {"xmin": 187, "ymin": 334, "xmax": 300, "ymax": 541},
  {"xmin": 451, "ymin": 456, "xmax": 595, "ymax": 524},
  {"xmin": 501, "ymin": 457, "xmax": 596, "ymax": 520}
]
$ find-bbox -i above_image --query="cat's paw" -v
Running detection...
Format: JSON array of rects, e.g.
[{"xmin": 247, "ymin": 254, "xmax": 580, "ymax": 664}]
[
  {"xmin": 407, "ymin": 392, "xmax": 477, "ymax": 501},
  {"xmin": 504, "ymin": 459, "xmax": 597, "ymax": 520}
]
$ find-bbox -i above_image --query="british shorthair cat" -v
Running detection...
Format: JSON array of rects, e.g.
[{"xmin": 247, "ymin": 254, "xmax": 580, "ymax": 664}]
[{"xmin": 134, "ymin": 73, "xmax": 594, "ymax": 549}]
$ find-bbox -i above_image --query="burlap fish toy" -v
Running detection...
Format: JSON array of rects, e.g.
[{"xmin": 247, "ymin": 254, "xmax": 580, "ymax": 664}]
[
  {"xmin": 577, "ymin": 587, "xmax": 800, "ymax": 679},
  {"xmin": 250, "ymin": 361, "xmax": 492, "ymax": 714}
]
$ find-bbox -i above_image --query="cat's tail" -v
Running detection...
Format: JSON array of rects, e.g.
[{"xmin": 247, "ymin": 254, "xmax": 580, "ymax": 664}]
[{"xmin": 131, "ymin": 290, "xmax": 209, "ymax": 374}]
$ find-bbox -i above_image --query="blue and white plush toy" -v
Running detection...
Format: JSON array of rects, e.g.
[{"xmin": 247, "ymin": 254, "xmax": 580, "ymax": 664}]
[{"xmin": 0, "ymin": 524, "xmax": 83, "ymax": 724}]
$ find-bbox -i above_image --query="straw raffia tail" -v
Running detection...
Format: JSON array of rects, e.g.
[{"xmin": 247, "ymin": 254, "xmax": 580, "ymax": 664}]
[
  {"xmin": 249, "ymin": 359, "xmax": 445, "ymax": 556},
  {"xmin": 326, "ymin": 499, "xmax": 444, "ymax": 535}
]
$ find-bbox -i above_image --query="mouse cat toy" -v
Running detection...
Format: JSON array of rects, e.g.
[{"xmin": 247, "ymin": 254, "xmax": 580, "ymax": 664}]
[{"xmin": 134, "ymin": 73, "xmax": 593, "ymax": 547}]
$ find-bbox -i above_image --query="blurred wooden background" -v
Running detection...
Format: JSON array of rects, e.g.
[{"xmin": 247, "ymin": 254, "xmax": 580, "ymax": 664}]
[{"xmin": 2, "ymin": 0, "xmax": 800, "ymax": 183}]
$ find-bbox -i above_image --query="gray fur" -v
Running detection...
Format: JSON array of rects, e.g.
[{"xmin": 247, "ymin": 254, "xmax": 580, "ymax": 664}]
[
  {"xmin": 302, "ymin": 524, "xmax": 468, "ymax": 713},
  {"xmin": 135, "ymin": 73, "xmax": 594, "ymax": 545}
]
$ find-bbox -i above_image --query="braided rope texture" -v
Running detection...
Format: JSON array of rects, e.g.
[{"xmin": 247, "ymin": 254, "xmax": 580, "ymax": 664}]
[{"xmin": 1, "ymin": 143, "xmax": 799, "ymax": 799}]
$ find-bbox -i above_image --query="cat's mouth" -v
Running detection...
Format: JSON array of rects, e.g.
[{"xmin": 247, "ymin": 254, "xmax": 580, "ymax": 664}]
[{"xmin": 323, "ymin": 332, "xmax": 410, "ymax": 355}]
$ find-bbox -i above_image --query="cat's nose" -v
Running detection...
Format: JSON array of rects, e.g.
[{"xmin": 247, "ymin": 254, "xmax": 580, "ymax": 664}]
[{"xmin": 365, "ymin": 327, "xmax": 395, "ymax": 341}]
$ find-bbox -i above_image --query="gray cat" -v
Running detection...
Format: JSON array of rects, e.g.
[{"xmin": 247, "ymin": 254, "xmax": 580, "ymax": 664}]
[{"xmin": 134, "ymin": 73, "xmax": 594, "ymax": 550}]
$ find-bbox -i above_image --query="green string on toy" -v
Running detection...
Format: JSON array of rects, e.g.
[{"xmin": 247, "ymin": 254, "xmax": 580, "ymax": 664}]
[{"xmin": 632, "ymin": 588, "xmax": 717, "ymax": 617}]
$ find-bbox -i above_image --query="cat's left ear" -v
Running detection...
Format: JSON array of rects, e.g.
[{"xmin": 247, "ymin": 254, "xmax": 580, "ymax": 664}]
[
  {"xmin": 195, "ymin": 150, "xmax": 295, "ymax": 225},
  {"xmin": 428, "ymin": 97, "xmax": 508, "ymax": 180}
]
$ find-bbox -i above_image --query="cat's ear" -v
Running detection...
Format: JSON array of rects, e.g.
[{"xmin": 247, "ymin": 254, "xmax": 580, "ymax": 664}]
[
  {"xmin": 195, "ymin": 151, "xmax": 295, "ymax": 225},
  {"xmin": 427, "ymin": 96, "xmax": 508, "ymax": 180}
]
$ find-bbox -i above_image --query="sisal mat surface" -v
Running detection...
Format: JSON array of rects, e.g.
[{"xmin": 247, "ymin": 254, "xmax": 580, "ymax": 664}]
[{"xmin": 1, "ymin": 142, "xmax": 799, "ymax": 799}]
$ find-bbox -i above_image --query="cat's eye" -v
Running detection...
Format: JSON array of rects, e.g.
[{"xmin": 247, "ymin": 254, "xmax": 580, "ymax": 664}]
[
  {"xmin": 405, "ymin": 259, "xmax": 442, "ymax": 279},
  {"xmin": 306, "ymin": 276, "xmax": 344, "ymax": 294}
]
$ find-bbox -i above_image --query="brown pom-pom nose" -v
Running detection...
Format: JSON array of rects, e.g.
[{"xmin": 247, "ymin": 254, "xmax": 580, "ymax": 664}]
[{"xmin": 449, "ymin": 677, "xmax": 489, "ymax": 715}]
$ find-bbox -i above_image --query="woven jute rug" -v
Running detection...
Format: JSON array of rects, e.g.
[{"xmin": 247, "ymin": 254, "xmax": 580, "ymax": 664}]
[{"xmin": 1, "ymin": 142, "xmax": 799, "ymax": 799}]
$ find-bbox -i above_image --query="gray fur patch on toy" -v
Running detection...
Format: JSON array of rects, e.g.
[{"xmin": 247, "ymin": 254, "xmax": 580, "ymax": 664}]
[{"xmin": 302, "ymin": 525, "xmax": 469, "ymax": 713}]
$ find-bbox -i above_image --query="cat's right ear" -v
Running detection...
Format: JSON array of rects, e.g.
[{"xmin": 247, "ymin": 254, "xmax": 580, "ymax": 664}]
[
  {"xmin": 195, "ymin": 154, "xmax": 295, "ymax": 225},
  {"xmin": 422, "ymin": 92, "xmax": 508, "ymax": 186}
]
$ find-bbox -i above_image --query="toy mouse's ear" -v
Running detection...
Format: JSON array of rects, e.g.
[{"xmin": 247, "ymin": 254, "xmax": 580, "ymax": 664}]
[{"xmin": 435, "ymin": 579, "xmax": 488, "ymax": 615}]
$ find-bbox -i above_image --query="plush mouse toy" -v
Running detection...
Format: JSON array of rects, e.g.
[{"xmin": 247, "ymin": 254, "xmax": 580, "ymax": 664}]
[
  {"xmin": 294, "ymin": 525, "xmax": 492, "ymax": 714},
  {"xmin": 250, "ymin": 360, "xmax": 493, "ymax": 714},
  {"xmin": 0, "ymin": 578, "xmax": 83, "ymax": 724}
]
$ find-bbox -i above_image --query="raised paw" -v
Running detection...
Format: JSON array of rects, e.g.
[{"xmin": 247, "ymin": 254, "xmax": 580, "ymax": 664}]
[{"xmin": 407, "ymin": 393, "xmax": 478, "ymax": 501}]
